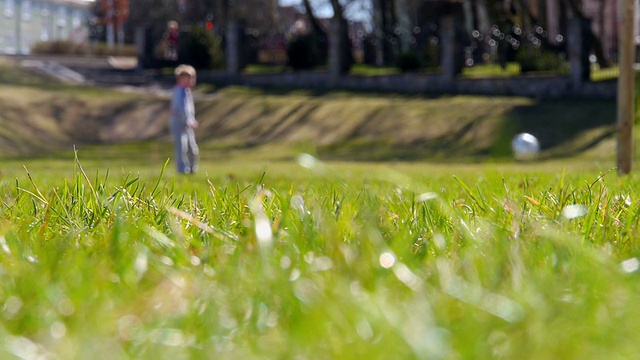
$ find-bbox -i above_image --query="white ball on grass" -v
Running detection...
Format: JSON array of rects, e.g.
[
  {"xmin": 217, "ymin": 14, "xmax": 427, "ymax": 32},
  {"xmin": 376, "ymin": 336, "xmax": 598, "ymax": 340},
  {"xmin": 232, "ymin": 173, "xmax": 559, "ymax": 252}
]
[{"xmin": 512, "ymin": 133, "xmax": 540, "ymax": 161}]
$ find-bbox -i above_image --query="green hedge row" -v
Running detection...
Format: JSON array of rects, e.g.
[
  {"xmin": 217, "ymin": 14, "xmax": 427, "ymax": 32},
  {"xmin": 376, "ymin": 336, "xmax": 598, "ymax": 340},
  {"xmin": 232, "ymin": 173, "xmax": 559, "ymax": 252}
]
[{"xmin": 31, "ymin": 41, "xmax": 137, "ymax": 57}]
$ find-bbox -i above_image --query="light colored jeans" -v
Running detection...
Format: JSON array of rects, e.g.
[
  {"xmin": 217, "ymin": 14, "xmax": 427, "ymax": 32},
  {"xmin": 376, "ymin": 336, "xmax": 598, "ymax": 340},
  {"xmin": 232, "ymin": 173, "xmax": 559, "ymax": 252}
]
[{"xmin": 172, "ymin": 125, "xmax": 199, "ymax": 174}]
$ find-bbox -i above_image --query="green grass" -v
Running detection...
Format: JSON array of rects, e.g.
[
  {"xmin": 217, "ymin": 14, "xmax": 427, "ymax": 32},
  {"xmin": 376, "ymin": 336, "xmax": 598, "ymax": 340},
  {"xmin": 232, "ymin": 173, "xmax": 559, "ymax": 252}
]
[
  {"xmin": 243, "ymin": 61, "xmax": 616, "ymax": 80},
  {"xmin": 241, "ymin": 64, "xmax": 402, "ymax": 76},
  {"xmin": 2, "ymin": 146, "xmax": 640, "ymax": 359},
  {"xmin": 461, "ymin": 62, "xmax": 623, "ymax": 81},
  {"xmin": 461, "ymin": 62, "xmax": 522, "ymax": 78},
  {"xmin": 244, "ymin": 64, "xmax": 289, "ymax": 74},
  {"xmin": 1, "ymin": 56, "xmax": 640, "ymax": 358},
  {"xmin": 591, "ymin": 65, "xmax": 620, "ymax": 82},
  {"xmin": 350, "ymin": 64, "xmax": 401, "ymax": 76}
]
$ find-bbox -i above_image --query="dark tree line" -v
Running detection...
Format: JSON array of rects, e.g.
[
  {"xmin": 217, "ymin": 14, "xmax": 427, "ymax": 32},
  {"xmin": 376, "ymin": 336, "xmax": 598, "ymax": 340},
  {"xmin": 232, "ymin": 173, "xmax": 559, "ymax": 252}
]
[
  {"xmin": 118, "ymin": 0, "xmax": 611, "ymax": 71},
  {"xmin": 371, "ymin": 0, "xmax": 610, "ymax": 69}
]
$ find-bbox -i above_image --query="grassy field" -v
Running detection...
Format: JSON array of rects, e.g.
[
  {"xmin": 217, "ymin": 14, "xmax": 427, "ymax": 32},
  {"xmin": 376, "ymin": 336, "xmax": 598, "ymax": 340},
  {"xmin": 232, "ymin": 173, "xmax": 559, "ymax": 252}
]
[
  {"xmin": 0, "ymin": 56, "xmax": 622, "ymax": 163},
  {"xmin": 245, "ymin": 62, "xmax": 620, "ymax": 81},
  {"xmin": 2, "ymin": 147, "xmax": 640, "ymax": 359},
  {"xmin": 2, "ymin": 57, "xmax": 640, "ymax": 359}
]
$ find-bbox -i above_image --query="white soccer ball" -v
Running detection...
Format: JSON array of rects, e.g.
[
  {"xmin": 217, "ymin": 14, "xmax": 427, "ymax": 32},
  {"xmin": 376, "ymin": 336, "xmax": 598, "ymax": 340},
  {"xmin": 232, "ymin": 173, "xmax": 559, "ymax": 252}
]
[{"xmin": 512, "ymin": 133, "xmax": 540, "ymax": 160}]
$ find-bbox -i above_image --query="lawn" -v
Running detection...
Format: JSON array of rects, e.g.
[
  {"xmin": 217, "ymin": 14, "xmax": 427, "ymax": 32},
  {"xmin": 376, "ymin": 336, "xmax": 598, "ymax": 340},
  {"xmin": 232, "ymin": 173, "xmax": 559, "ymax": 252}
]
[
  {"xmin": 1, "ymin": 144, "xmax": 640, "ymax": 359},
  {"xmin": 244, "ymin": 62, "xmax": 619, "ymax": 81},
  {"xmin": 1, "ymin": 56, "xmax": 640, "ymax": 359}
]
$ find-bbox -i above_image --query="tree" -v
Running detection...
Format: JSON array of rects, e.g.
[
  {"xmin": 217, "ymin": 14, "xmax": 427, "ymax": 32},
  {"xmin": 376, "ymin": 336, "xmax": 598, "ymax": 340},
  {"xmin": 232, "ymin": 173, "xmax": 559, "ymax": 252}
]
[
  {"xmin": 127, "ymin": 0, "xmax": 182, "ymax": 44},
  {"xmin": 328, "ymin": 0, "xmax": 354, "ymax": 74},
  {"xmin": 219, "ymin": 0, "xmax": 283, "ymax": 36},
  {"xmin": 303, "ymin": 0, "xmax": 327, "ymax": 39},
  {"xmin": 372, "ymin": 0, "xmax": 399, "ymax": 66},
  {"xmin": 561, "ymin": 0, "xmax": 608, "ymax": 67},
  {"xmin": 99, "ymin": 0, "xmax": 129, "ymax": 46},
  {"xmin": 285, "ymin": 0, "xmax": 328, "ymax": 70}
]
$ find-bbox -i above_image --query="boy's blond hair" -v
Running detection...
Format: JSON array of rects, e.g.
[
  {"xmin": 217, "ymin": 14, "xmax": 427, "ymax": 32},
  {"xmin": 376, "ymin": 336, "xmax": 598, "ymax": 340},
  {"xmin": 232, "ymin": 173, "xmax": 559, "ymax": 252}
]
[{"xmin": 174, "ymin": 64, "xmax": 196, "ymax": 78}]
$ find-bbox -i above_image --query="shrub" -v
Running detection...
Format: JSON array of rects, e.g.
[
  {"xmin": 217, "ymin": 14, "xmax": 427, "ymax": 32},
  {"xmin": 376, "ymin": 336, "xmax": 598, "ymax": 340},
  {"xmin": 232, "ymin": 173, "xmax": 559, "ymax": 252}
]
[
  {"xmin": 177, "ymin": 27, "xmax": 224, "ymax": 70},
  {"xmin": 31, "ymin": 40, "xmax": 137, "ymax": 57},
  {"xmin": 89, "ymin": 42, "xmax": 137, "ymax": 57},
  {"xmin": 517, "ymin": 47, "xmax": 567, "ymax": 73},
  {"xmin": 397, "ymin": 52, "xmax": 422, "ymax": 73},
  {"xmin": 31, "ymin": 40, "xmax": 76, "ymax": 55},
  {"xmin": 420, "ymin": 38, "xmax": 441, "ymax": 70},
  {"xmin": 287, "ymin": 34, "xmax": 327, "ymax": 71}
]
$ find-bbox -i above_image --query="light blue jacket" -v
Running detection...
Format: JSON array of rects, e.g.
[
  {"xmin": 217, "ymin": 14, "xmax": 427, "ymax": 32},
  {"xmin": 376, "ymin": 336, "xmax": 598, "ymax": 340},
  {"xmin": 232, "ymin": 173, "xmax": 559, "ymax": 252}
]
[{"xmin": 170, "ymin": 86, "xmax": 196, "ymax": 131}]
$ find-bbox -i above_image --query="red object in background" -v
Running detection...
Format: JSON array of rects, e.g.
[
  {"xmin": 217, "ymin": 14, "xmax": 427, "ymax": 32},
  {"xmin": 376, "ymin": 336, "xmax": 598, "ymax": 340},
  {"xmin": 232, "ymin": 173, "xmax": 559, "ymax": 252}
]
[
  {"xmin": 99, "ymin": 0, "xmax": 129, "ymax": 25},
  {"xmin": 168, "ymin": 28, "xmax": 179, "ymax": 47},
  {"xmin": 206, "ymin": 21, "xmax": 214, "ymax": 31},
  {"xmin": 114, "ymin": 0, "xmax": 129, "ymax": 21}
]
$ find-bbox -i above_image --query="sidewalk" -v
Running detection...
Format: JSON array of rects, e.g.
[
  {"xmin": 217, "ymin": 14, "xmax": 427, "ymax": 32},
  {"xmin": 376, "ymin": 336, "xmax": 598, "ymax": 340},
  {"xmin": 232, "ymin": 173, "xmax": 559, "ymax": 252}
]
[
  {"xmin": 20, "ymin": 59, "xmax": 88, "ymax": 84},
  {"xmin": 9, "ymin": 55, "xmax": 224, "ymax": 99},
  {"xmin": 11, "ymin": 54, "xmax": 169, "ymax": 88}
]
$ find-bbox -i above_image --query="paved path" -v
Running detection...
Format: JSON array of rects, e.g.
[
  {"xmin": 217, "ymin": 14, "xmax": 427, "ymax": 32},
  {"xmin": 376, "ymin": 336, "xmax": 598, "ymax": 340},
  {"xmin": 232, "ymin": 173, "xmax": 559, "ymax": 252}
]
[
  {"xmin": 13, "ymin": 55, "xmax": 171, "ymax": 88},
  {"xmin": 20, "ymin": 59, "xmax": 88, "ymax": 84},
  {"xmin": 9, "ymin": 55, "xmax": 222, "ymax": 100}
]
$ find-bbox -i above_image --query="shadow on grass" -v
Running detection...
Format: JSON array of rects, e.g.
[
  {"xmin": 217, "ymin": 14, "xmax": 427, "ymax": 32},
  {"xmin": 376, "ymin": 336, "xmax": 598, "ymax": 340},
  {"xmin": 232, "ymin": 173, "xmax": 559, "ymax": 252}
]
[
  {"xmin": 0, "ymin": 63, "xmax": 620, "ymax": 165},
  {"xmin": 491, "ymin": 98, "xmax": 616, "ymax": 160},
  {"xmin": 319, "ymin": 98, "xmax": 617, "ymax": 162}
]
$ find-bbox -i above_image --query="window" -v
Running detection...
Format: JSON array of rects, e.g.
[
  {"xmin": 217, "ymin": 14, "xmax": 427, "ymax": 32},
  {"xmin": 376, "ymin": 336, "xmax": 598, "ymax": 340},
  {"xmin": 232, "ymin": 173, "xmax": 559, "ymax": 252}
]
[
  {"xmin": 41, "ymin": 27, "xmax": 49, "ymax": 41},
  {"xmin": 4, "ymin": 33, "xmax": 15, "ymax": 54},
  {"xmin": 57, "ymin": 6, "xmax": 66, "ymax": 27},
  {"xmin": 72, "ymin": 10, "xmax": 81, "ymax": 28},
  {"xmin": 23, "ymin": 0, "xmax": 31, "ymax": 21},
  {"xmin": 5, "ymin": 0, "xmax": 14, "ymax": 18}
]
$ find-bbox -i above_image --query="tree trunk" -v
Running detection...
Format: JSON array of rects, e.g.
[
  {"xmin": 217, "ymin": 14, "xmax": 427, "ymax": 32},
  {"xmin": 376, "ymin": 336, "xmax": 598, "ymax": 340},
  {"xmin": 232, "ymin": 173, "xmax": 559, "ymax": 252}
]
[
  {"xmin": 538, "ymin": 0, "xmax": 548, "ymax": 29},
  {"xmin": 565, "ymin": 0, "xmax": 584, "ymax": 17},
  {"xmin": 294, "ymin": 0, "xmax": 328, "ymax": 68},
  {"xmin": 222, "ymin": 0, "xmax": 230, "ymax": 22},
  {"xmin": 387, "ymin": 0, "xmax": 400, "ymax": 58},
  {"xmin": 475, "ymin": 0, "xmax": 491, "ymax": 33},
  {"xmin": 461, "ymin": 0, "xmax": 474, "ymax": 34},
  {"xmin": 373, "ymin": 0, "xmax": 385, "ymax": 66},
  {"xmin": 328, "ymin": 0, "xmax": 353, "ymax": 74},
  {"xmin": 394, "ymin": 0, "xmax": 412, "ymax": 53},
  {"xmin": 563, "ymin": 0, "xmax": 607, "ymax": 67},
  {"xmin": 303, "ymin": 0, "xmax": 326, "ymax": 39},
  {"xmin": 372, "ymin": 0, "xmax": 402, "ymax": 65},
  {"xmin": 558, "ymin": 0, "xmax": 568, "ymax": 44},
  {"xmin": 270, "ymin": 0, "xmax": 281, "ymax": 34},
  {"xmin": 595, "ymin": 0, "xmax": 608, "ymax": 66}
]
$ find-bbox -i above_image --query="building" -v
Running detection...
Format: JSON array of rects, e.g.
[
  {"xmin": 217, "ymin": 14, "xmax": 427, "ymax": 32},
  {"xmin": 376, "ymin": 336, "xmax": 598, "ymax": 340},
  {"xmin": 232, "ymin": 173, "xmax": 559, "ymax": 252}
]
[{"xmin": 0, "ymin": 0, "xmax": 92, "ymax": 54}]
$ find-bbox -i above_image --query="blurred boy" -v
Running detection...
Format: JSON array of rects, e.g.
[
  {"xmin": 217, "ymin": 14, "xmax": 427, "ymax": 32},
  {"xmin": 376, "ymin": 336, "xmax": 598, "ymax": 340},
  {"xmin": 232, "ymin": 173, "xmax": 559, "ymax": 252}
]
[{"xmin": 170, "ymin": 65, "xmax": 199, "ymax": 174}]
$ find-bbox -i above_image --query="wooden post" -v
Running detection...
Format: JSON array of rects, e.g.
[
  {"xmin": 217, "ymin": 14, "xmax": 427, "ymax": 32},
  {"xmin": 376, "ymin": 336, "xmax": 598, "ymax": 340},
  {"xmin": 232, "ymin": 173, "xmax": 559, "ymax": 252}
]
[
  {"xmin": 617, "ymin": 0, "xmax": 636, "ymax": 175},
  {"xmin": 226, "ymin": 21, "xmax": 240, "ymax": 76},
  {"xmin": 440, "ymin": 16, "xmax": 457, "ymax": 84}
]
